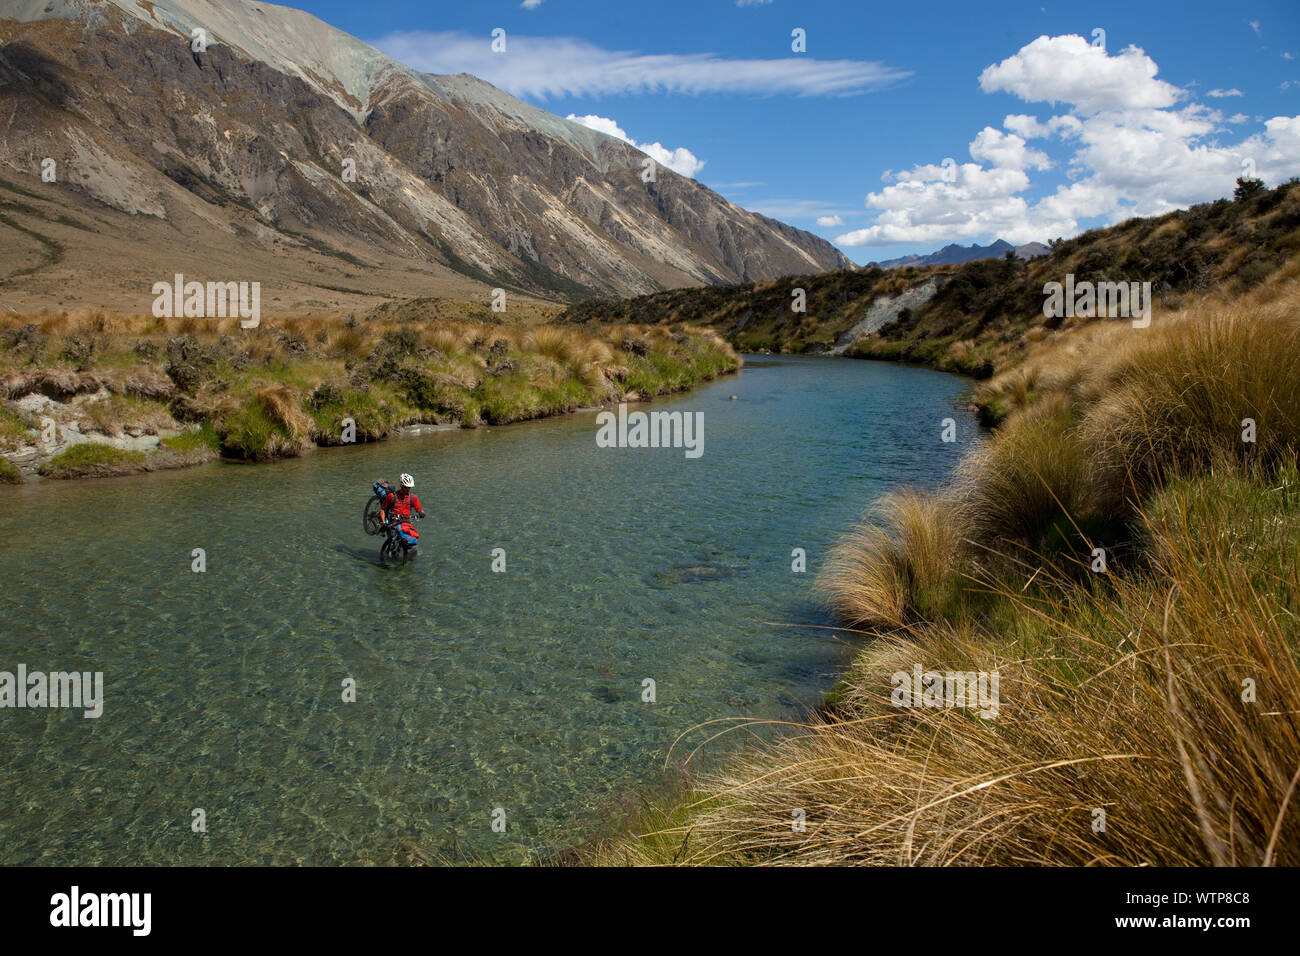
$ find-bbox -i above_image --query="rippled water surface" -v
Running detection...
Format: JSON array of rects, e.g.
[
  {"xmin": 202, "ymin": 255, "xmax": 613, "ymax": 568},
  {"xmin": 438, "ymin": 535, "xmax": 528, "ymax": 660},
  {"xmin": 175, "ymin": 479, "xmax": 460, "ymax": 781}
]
[{"xmin": 0, "ymin": 355, "xmax": 972, "ymax": 863}]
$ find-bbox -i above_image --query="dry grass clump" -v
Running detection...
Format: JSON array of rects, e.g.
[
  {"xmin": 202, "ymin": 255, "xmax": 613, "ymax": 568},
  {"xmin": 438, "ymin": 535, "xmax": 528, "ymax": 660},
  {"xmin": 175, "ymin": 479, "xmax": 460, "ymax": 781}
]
[
  {"xmin": 956, "ymin": 395, "xmax": 1093, "ymax": 551},
  {"xmin": 819, "ymin": 489, "xmax": 967, "ymax": 629},
  {"xmin": 1080, "ymin": 300, "xmax": 1300, "ymax": 507}
]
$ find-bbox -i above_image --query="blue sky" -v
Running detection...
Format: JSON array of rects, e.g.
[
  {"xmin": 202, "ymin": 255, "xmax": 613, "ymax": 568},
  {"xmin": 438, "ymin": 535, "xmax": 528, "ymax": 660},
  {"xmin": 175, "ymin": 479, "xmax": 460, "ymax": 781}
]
[{"xmin": 297, "ymin": 0, "xmax": 1298, "ymax": 264}]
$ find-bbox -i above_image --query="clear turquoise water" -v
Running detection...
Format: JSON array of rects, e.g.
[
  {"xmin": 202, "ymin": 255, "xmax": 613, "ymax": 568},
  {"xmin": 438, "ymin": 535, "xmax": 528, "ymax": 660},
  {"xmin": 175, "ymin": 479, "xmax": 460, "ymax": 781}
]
[{"xmin": 0, "ymin": 355, "xmax": 972, "ymax": 864}]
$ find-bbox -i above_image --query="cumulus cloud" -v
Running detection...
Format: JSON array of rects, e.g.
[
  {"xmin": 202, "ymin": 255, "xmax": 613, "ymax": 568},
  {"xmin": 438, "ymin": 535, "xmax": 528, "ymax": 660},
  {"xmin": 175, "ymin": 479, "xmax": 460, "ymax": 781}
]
[
  {"xmin": 1207, "ymin": 88, "xmax": 1245, "ymax": 98},
  {"xmin": 979, "ymin": 35, "xmax": 1181, "ymax": 114},
  {"xmin": 1003, "ymin": 113, "xmax": 1082, "ymax": 139},
  {"xmin": 969, "ymin": 127, "xmax": 1052, "ymax": 171},
  {"xmin": 836, "ymin": 34, "xmax": 1300, "ymax": 248},
  {"xmin": 816, "ymin": 215, "xmax": 844, "ymax": 227},
  {"xmin": 565, "ymin": 113, "xmax": 705, "ymax": 178},
  {"xmin": 372, "ymin": 31, "xmax": 910, "ymax": 99}
]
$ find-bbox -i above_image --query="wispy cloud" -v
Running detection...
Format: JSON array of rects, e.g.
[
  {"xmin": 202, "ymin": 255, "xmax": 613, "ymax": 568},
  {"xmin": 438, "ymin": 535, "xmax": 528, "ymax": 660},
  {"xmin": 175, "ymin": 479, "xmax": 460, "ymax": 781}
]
[
  {"xmin": 1207, "ymin": 88, "xmax": 1245, "ymax": 98},
  {"xmin": 746, "ymin": 199, "xmax": 856, "ymax": 220},
  {"xmin": 371, "ymin": 31, "xmax": 910, "ymax": 99}
]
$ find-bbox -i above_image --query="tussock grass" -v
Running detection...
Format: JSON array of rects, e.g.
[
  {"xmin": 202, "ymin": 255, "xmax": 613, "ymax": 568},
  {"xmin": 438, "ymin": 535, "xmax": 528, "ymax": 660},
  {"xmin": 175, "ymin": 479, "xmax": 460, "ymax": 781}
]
[
  {"xmin": 957, "ymin": 396, "xmax": 1095, "ymax": 555},
  {"xmin": 1080, "ymin": 302, "xmax": 1300, "ymax": 508},
  {"xmin": 820, "ymin": 490, "xmax": 967, "ymax": 629}
]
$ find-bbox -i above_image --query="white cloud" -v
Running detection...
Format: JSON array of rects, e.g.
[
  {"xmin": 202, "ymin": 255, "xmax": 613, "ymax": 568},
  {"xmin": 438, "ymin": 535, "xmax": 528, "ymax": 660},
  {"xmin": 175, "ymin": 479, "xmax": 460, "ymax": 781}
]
[
  {"xmin": 372, "ymin": 31, "xmax": 910, "ymax": 99},
  {"xmin": 979, "ymin": 35, "xmax": 1181, "ymax": 114},
  {"xmin": 816, "ymin": 215, "xmax": 844, "ymax": 227},
  {"xmin": 1249, "ymin": 20, "xmax": 1262, "ymax": 38},
  {"xmin": 565, "ymin": 113, "xmax": 705, "ymax": 178},
  {"xmin": 969, "ymin": 127, "xmax": 1052, "ymax": 171},
  {"xmin": 836, "ymin": 34, "xmax": 1300, "ymax": 248},
  {"xmin": 1207, "ymin": 88, "xmax": 1245, "ymax": 98},
  {"xmin": 521, "ymin": 0, "xmax": 544, "ymax": 8},
  {"xmin": 1228, "ymin": 113, "xmax": 1250, "ymax": 124},
  {"xmin": 736, "ymin": 0, "xmax": 774, "ymax": 5}
]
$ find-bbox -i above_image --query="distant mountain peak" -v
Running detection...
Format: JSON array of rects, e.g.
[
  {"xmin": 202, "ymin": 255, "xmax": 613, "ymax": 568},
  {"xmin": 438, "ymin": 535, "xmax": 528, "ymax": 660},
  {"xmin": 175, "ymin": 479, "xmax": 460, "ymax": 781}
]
[{"xmin": 871, "ymin": 238, "xmax": 1047, "ymax": 270}]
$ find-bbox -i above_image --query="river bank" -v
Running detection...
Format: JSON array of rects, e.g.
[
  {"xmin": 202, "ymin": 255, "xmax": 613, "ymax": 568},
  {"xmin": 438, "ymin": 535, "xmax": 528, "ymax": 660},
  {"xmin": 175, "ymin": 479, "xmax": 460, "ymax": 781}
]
[
  {"xmin": 0, "ymin": 307, "xmax": 741, "ymax": 483},
  {"xmin": 591, "ymin": 276, "xmax": 1300, "ymax": 866}
]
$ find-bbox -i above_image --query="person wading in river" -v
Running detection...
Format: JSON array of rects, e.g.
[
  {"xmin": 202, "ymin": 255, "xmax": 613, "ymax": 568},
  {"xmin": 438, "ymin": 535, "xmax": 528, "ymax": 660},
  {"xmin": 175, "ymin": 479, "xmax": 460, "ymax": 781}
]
[{"xmin": 380, "ymin": 473, "xmax": 426, "ymax": 551}]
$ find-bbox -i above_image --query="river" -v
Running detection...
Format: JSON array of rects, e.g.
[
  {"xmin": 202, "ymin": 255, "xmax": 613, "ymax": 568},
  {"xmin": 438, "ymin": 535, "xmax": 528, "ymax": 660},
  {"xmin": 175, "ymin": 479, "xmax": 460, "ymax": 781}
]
[{"xmin": 0, "ymin": 355, "xmax": 973, "ymax": 864}]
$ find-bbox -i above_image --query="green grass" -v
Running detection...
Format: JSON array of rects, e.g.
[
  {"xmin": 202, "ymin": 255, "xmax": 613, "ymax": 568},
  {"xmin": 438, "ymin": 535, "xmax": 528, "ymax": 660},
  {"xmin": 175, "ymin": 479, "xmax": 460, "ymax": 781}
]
[
  {"xmin": 0, "ymin": 406, "xmax": 32, "ymax": 451},
  {"xmin": 159, "ymin": 422, "xmax": 221, "ymax": 454},
  {"xmin": 0, "ymin": 456, "xmax": 22, "ymax": 484},
  {"xmin": 38, "ymin": 443, "xmax": 146, "ymax": 477},
  {"xmin": 309, "ymin": 385, "xmax": 408, "ymax": 443},
  {"xmin": 218, "ymin": 396, "xmax": 304, "ymax": 461}
]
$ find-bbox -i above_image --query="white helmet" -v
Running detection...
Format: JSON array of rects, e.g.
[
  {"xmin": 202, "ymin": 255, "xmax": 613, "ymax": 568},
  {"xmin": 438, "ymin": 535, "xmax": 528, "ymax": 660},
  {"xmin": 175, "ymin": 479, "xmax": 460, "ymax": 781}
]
[{"xmin": 400, "ymin": 473, "xmax": 414, "ymax": 488}]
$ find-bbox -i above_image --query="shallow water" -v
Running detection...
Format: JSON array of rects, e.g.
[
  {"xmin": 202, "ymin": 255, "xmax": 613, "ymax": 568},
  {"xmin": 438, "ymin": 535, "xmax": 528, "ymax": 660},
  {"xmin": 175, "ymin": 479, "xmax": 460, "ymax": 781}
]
[{"xmin": 0, "ymin": 355, "xmax": 973, "ymax": 864}]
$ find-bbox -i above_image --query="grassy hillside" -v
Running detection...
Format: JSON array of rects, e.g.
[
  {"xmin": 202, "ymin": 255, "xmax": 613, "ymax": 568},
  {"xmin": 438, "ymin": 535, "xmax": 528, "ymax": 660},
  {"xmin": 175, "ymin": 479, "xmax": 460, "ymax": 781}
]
[
  {"xmin": 591, "ymin": 271, "xmax": 1300, "ymax": 866},
  {"xmin": 562, "ymin": 179, "xmax": 1300, "ymax": 380}
]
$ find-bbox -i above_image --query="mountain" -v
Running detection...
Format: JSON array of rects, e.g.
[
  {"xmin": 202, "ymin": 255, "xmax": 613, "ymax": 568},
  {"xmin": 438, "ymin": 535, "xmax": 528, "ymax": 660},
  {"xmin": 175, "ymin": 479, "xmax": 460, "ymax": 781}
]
[
  {"xmin": 872, "ymin": 239, "xmax": 1049, "ymax": 270},
  {"xmin": 0, "ymin": 0, "xmax": 851, "ymax": 313}
]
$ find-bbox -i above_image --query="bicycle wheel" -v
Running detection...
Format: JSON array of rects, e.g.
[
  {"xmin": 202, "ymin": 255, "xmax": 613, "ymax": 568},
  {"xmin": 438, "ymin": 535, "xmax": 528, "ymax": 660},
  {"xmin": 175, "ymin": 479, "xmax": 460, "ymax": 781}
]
[
  {"xmin": 380, "ymin": 535, "xmax": 407, "ymax": 567},
  {"xmin": 363, "ymin": 496, "xmax": 384, "ymax": 536}
]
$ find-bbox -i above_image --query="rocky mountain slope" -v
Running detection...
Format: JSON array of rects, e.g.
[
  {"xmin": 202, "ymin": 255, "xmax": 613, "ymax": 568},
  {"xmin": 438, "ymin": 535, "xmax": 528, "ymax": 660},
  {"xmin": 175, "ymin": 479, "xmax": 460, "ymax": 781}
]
[{"xmin": 0, "ymin": 0, "xmax": 851, "ymax": 313}]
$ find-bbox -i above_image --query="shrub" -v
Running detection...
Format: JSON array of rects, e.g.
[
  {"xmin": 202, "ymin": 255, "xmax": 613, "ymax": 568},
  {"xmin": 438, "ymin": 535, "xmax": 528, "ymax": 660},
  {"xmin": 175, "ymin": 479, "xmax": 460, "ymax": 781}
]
[{"xmin": 0, "ymin": 456, "xmax": 22, "ymax": 484}]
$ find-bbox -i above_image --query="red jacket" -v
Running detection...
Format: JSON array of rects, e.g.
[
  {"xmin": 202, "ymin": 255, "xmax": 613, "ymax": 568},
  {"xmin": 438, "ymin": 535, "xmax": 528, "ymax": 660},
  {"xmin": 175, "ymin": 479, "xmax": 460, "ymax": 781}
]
[{"xmin": 382, "ymin": 490, "xmax": 422, "ymax": 520}]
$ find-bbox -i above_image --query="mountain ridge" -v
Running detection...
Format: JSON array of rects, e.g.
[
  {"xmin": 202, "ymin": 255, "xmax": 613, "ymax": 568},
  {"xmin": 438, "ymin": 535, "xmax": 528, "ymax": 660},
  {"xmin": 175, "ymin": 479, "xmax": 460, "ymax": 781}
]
[
  {"xmin": 0, "ymin": 0, "xmax": 851, "ymax": 312},
  {"xmin": 871, "ymin": 238, "xmax": 1050, "ymax": 270}
]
